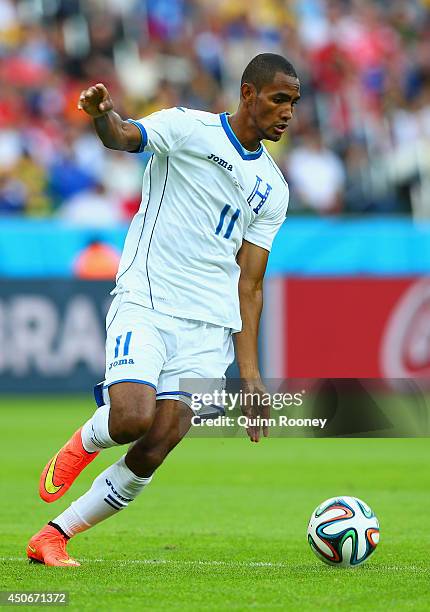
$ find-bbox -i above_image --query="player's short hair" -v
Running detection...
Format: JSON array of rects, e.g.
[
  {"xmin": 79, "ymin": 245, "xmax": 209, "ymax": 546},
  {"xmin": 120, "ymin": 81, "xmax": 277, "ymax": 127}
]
[{"xmin": 241, "ymin": 53, "xmax": 298, "ymax": 92}]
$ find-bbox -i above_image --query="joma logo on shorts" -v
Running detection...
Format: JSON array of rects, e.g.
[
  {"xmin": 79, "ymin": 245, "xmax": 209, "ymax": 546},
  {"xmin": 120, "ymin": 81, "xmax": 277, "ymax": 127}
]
[
  {"xmin": 109, "ymin": 358, "xmax": 135, "ymax": 370},
  {"xmin": 208, "ymin": 153, "xmax": 233, "ymax": 171}
]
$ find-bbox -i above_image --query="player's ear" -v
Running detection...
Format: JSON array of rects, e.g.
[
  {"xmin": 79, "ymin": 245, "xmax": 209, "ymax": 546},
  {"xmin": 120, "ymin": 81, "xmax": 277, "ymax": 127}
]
[{"xmin": 241, "ymin": 82, "xmax": 257, "ymax": 106}]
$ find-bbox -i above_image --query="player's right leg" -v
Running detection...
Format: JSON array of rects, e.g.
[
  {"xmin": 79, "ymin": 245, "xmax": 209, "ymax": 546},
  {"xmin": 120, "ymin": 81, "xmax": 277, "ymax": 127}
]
[
  {"xmin": 28, "ymin": 397, "xmax": 192, "ymax": 566},
  {"xmin": 39, "ymin": 383, "xmax": 157, "ymax": 502},
  {"xmin": 39, "ymin": 298, "xmax": 165, "ymax": 503}
]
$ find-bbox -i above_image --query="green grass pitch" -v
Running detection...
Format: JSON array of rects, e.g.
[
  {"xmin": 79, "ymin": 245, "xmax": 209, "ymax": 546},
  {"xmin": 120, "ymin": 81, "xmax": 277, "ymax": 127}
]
[{"xmin": 0, "ymin": 395, "xmax": 429, "ymax": 610}]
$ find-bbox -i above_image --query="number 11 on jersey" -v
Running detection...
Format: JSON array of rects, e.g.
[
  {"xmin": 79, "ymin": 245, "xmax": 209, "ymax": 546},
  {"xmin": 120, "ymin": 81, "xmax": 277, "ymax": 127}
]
[{"xmin": 215, "ymin": 204, "xmax": 240, "ymax": 239}]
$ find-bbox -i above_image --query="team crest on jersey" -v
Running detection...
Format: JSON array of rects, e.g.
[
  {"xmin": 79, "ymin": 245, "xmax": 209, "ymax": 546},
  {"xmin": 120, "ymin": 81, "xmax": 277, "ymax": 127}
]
[
  {"xmin": 247, "ymin": 175, "xmax": 272, "ymax": 214},
  {"xmin": 207, "ymin": 153, "xmax": 233, "ymax": 172}
]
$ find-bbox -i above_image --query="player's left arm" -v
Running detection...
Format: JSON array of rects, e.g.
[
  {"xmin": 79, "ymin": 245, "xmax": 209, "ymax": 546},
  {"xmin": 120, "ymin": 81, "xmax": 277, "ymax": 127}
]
[
  {"xmin": 235, "ymin": 185, "xmax": 289, "ymax": 442},
  {"xmin": 235, "ymin": 240, "xmax": 270, "ymax": 443}
]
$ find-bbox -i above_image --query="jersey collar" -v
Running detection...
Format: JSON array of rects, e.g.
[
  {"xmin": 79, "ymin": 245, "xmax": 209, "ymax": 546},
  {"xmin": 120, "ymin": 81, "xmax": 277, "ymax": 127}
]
[{"xmin": 220, "ymin": 112, "xmax": 263, "ymax": 160}]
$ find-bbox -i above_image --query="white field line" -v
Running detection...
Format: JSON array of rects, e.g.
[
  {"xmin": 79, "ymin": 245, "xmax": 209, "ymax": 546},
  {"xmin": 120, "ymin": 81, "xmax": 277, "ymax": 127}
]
[
  {"xmin": 2, "ymin": 558, "xmax": 283, "ymax": 567},
  {"xmin": 0, "ymin": 557, "xmax": 429, "ymax": 573}
]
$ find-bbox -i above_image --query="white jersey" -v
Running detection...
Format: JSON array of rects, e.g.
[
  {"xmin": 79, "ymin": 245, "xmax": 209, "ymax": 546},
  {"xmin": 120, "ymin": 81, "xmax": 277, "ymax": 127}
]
[{"xmin": 113, "ymin": 107, "xmax": 289, "ymax": 332}]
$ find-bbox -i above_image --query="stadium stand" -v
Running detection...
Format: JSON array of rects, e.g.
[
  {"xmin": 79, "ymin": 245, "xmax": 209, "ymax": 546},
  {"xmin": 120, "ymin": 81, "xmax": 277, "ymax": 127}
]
[{"xmin": 1, "ymin": 0, "xmax": 430, "ymax": 219}]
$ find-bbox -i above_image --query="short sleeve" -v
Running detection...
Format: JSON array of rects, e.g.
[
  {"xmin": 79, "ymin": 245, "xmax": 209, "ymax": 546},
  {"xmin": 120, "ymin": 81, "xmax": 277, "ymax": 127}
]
[
  {"xmin": 126, "ymin": 107, "xmax": 193, "ymax": 156},
  {"xmin": 244, "ymin": 189, "xmax": 289, "ymax": 252}
]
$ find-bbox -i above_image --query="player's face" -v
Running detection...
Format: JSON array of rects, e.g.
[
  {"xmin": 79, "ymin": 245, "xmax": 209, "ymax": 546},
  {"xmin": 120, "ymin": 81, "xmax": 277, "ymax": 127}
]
[{"xmin": 247, "ymin": 72, "xmax": 301, "ymax": 142}]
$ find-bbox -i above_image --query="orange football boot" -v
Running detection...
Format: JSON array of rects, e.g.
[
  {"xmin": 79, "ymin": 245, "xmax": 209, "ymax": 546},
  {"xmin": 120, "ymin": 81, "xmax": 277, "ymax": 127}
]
[
  {"xmin": 39, "ymin": 428, "xmax": 99, "ymax": 503},
  {"xmin": 27, "ymin": 525, "xmax": 80, "ymax": 567}
]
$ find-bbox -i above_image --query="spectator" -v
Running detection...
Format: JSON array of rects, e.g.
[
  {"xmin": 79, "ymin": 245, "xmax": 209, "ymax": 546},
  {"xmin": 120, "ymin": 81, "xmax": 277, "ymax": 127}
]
[
  {"xmin": 73, "ymin": 237, "xmax": 120, "ymax": 280},
  {"xmin": 58, "ymin": 183, "xmax": 123, "ymax": 227},
  {"xmin": 286, "ymin": 128, "xmax": 346, "ymax": 214},
  {"xmin": 0, "ymin": 0, "xmax": 430, "ymax": 218}
]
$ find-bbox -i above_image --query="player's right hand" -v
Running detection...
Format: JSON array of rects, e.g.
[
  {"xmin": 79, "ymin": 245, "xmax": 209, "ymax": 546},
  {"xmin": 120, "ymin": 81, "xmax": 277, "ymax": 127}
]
[{"xmin": 77, "ymin": 83, "xmax": 113, "ymax": 118}]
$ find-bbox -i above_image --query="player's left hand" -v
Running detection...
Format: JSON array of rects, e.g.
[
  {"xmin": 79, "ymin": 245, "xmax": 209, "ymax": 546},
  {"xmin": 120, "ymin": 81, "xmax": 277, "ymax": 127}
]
[{"xmin": 240, "ymin": 378, "xmax": 270, "ymax": 443}]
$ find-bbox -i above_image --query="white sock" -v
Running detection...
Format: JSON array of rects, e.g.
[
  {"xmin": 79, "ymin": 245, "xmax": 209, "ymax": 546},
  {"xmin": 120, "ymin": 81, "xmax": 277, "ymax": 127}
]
[
  {"xmin": 81, "ymin": 404, "xmax": 119, "ymax": 452},
  {"xmin": 52, "ymin": 456, "xmax": 152, "ymax": 538}
]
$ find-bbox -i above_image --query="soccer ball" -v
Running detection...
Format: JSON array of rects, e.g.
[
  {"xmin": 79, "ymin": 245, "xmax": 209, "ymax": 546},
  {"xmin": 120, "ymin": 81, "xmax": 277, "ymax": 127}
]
[{"xmin": 307, "ymin": 496, "xmax": 379, "ymax": 568}]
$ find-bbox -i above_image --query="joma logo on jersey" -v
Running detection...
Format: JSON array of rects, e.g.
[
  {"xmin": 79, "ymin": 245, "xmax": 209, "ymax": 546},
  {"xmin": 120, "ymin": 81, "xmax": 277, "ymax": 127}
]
[
  {"xmin": 208, "ymin": 153, "xmax": 233, "ymax": 171},
  {"xmin": 109, "ymin": 358, "xmax": 135, "ymax": 370}
]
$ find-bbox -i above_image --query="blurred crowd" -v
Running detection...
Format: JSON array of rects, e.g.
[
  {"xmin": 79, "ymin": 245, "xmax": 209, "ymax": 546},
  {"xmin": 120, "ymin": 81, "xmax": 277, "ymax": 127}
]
[{"xmin": 1, "ymin": 0, "xmax": 430, "ymax": 223}]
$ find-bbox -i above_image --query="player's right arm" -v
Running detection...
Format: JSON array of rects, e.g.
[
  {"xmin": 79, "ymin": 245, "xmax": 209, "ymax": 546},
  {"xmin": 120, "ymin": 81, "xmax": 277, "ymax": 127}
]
[
  {"xmin": 78, "ymin": 84, "xmax": 194, "ymax": 155},
  {"xmin": 78, "ymin": 83, "xmax": 141, "ymax": 152}
]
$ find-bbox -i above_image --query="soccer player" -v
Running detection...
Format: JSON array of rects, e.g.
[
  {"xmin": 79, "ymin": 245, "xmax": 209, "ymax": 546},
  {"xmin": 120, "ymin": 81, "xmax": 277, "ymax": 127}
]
[{"xmin": 27, "ymin": 53, "xmax": 300, "ymax": 566}]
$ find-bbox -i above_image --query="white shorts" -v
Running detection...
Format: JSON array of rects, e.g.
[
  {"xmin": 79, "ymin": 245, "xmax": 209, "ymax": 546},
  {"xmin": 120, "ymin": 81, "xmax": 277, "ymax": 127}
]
[{"xmin": 103, "ymin": 295, "xmax": 234, "ymax": 411}]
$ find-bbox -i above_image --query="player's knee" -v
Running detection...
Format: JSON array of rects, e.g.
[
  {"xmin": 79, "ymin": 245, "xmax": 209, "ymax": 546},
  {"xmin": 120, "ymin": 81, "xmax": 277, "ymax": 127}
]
[
  {"xmin": 115, "ymin": 413, "xmax": 154, "ymax": 442},
  {"xmin": 109, "ymin": 393, "xmax": 155, "ymax": 443}
]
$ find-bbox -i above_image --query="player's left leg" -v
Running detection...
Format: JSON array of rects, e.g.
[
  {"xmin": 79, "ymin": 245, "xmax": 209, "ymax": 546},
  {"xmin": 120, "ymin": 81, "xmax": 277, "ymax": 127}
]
[
  {"xmin": 27, "ymin": 399, "xmax": 192, "ymax": 567},
  {"xmin": 124, "ymin": 398, "xmax": 193, "ymax": 477}
]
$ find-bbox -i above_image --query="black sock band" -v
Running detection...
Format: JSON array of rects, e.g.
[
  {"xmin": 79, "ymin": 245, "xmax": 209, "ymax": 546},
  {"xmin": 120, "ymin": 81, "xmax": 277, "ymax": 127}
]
[{"xmin": 48, "ymin": 521, "xmax": 70, "ymax": 540}]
